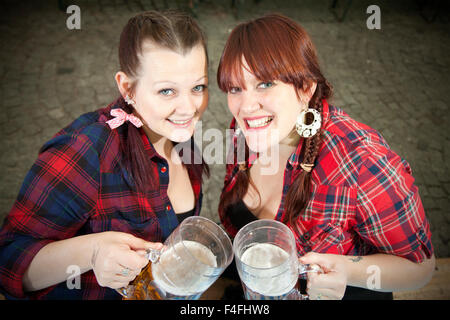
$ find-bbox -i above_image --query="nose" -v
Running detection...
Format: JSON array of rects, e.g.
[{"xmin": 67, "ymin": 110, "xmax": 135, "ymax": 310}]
[
  {"xmin": 240, "ymin": 91, "xmax": 261, "ymax": 114},
  {"xmin": 176, "ymin": 92, "xmax": 198, "ymax": 116}
]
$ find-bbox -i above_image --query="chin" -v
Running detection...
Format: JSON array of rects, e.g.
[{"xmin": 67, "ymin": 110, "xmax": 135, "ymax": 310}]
[
  {"xmin": 168, "ymin": 128, "xmax": 195, "ymax": 143},
  {"xmin": 246, "ymin": 138, "xmax": 272, "ymax": 154},
  {"xmin": 245, "ymin": 130, "xmax": 280, "ymax": 153}
]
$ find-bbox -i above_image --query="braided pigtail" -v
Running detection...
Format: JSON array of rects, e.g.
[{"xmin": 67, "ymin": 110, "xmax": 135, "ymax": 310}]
[{"xmin": 283, "ymin": 87, "xmax": 326, "ymax": 225}]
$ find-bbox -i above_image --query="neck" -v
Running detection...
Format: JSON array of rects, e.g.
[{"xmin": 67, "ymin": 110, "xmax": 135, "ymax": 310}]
[
  {"xmin": 278, "ymin": 129, "xmax": 301, "ymax": 160},
  {"xmin": 144, "ymin": 126, "xmax": 174, "ymax": 161},
  {"xmin": 256, "ymin": 129, "xmax": 301, "ymax": 172}
]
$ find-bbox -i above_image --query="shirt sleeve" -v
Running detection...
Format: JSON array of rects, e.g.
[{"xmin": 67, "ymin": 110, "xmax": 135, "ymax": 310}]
[
  {"xmin": 354, "ymin": 150, "xmax": 433, "ymax": 263},
  {"xmin": 0, "ymin": 133, "xmax": 100, "ymax": 299}
]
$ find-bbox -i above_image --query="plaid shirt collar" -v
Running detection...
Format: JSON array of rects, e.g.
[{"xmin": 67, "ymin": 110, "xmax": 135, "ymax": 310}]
[{"xmin": 139, "ymin": 127, "xmax": 160, "ymax": 160}]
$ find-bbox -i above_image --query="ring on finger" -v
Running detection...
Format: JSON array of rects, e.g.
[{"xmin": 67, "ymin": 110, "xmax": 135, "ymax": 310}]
[{"xmin": 316, "ymin": 293, "xmax": 322, "ymax": 300}]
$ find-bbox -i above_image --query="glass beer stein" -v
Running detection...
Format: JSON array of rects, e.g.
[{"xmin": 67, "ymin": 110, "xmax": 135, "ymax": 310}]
[
  {"xmin": 117, "ymin": 216, "xmax": 233, "ymax": 300},
  {"xmin": 233, "ymin": 219, "xmax": 321, "ymax": 300}
]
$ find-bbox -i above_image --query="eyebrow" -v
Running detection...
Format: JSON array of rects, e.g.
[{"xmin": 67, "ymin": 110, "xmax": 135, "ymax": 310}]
[{"xmin": 153, "ymin": 75, "xmax": 208, "ymax": 87}]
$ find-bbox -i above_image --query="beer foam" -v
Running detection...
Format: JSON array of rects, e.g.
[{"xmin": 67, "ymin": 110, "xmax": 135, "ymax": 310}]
[
  {"xmin": 152, "ymin": 240, "xmax": 217, "ymax": 296},
  {"xmin": 183, "ymin": 240, "xmax": 218, "ymax": 268},
  {"xmin": 240, "ymin": 243, "xmax": 296, "ymax": 296},
  {"xmin": 241, "ymin": 243, "xmax": 289, "ymax": 268}
]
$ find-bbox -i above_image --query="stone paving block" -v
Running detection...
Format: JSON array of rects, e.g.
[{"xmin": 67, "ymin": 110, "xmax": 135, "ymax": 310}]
[{"xmin": 48, "ymin": 107, "xmax": 66, "ymax": 120}]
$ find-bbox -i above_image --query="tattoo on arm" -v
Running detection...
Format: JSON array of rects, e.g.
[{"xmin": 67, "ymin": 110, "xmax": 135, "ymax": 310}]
[{"xmin": 349, "ymin": 256, "xmax": 363, "ymax": 263}]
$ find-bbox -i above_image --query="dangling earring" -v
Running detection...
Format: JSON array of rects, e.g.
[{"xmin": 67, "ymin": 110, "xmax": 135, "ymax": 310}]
[
  {"xmin": 295, "ymin": 106, "xmax": 321, "ymax": 138},
  {"xmin": 124, "ymin": 94, "xmax": 136, "ymax": 106}
]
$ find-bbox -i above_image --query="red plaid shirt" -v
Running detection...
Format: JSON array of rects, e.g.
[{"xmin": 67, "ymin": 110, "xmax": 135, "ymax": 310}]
[
  {"xmin": 0, "ymin": 97, "xmax": 204, "ymax": 299},
  {"xmin": 220, "ymin": 100, "xmax": 433, "ymax": 263}
]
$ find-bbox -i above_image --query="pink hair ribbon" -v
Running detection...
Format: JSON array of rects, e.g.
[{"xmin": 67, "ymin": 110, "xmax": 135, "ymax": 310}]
[{"xmin": 106, "ymin": 108, "xmax": 143, "ymax": 129}]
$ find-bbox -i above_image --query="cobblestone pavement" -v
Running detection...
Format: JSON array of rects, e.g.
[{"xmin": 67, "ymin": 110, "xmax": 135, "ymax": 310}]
[{"xmin": 0, "ymin": 0, "xmax": 449, "ymax": 257}]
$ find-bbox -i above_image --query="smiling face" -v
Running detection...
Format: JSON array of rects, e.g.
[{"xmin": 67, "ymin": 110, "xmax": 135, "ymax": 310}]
[
  {"xmin": 227, "ymin": 60, "xmax": 309, "ymax": 153},
  {"xmin": 120, "ymin": 42, "xmax": 208, "ymax": 144}
]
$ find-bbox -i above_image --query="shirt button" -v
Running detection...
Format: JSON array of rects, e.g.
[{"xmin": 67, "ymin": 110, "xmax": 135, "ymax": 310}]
[
  {"xmin": 166, "ymin": 205, "xmax": 171, "ymax": 211},
  {"xmin": 303, "ymin": 233, "xmax": 310, "ymax": 240},
  {"xmin": 161, "ymin": 166, "xmax": 167, "ymax": 173}
]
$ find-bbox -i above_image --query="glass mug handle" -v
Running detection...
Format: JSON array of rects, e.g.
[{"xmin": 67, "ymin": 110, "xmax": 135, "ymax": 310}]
[
  {"xmin": 285, "ymin": 263, "xmax": 323, "ymax": 300},
  {"xmin": 115, "ymin": 248, "xmax": 162, "ymax": 299},
  {"xmin": 146, "ymin": 248, "xmax": 161, "ymax": 263},
  {"xmin": 298, "ymin": 263, "xmax": 322, "ymax": 275}
]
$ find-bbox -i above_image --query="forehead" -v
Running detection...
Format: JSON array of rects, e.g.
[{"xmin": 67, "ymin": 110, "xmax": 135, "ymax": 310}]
[
  {"xmin": 229, "ymin": 57, "xmax": 275, "ymax": 89},
  {"xmin": 226, "ymin": 57, "xmax": 259, "ymax": 89},
  {"xmin": 139, "ymin": 42, "xmax": 207, "ymax": 83},
  {"xmin": 240, "ymin": 59, "xmax": 258, "ymax": 81}
]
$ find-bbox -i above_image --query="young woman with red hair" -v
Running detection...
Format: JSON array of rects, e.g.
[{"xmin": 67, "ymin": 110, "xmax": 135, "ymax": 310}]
[{"xmin": 218, "ymin": 13, "xmax": 434, "ymax": 300}]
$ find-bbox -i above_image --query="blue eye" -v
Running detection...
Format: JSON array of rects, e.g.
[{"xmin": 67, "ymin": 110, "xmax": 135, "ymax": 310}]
[
  {"xmin": 193, "ymin": 85, "xmax": 207, "ymax": 92},
  {"xmin": 159, "ymin": 89, "xmax": 174, "ymax": 96},
  {"xmin": 229, "ymin": 87, "xmax": 241, "ymax": 94},
  {"xmin": 258, "ymin": 82, "xmax": 274, "ymax": 89}
]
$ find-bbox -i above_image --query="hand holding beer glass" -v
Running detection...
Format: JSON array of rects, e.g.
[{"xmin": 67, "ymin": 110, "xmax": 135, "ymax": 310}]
[
  {"xmin": 117, "ymin": 216, "xmax": 233, "ymax": 300},
  {"xmin": 233, "ymin": 219, "xmax": 321, "ymax": 300}
]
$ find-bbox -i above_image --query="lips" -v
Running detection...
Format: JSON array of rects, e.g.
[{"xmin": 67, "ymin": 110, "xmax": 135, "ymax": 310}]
[
  {"xmin": 244, "ymin": 116, "xmax": 274, "ymax": 130},
  {"xmin": 167, "ymin": 117, "xmax": 194, "ymax": 128}
]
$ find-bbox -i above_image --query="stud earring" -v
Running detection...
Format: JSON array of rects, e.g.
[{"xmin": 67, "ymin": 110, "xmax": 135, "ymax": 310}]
[
  {"xmin": 124, "ymin": 94, "xmax": 136, "ymax": 106},
  {"xmin": 295, "ymin": 107, "xmax": 321, "ymax": 138}
]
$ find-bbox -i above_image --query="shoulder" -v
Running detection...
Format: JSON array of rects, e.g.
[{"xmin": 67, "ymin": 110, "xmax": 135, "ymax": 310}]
[
  {"xmin": 316, "ymin": 104, "xmax": 403, "ymax": 185},
  {"xmin": 39, "ymin": 102, "xmax": 123, "ymax": 166},
  {"xmin": 323, "ymin": 105, "xmax": 389, "ymax": 153}
]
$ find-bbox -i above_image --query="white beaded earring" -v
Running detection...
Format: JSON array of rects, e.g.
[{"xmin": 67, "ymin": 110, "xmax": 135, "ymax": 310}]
[
  {"xmin": 124, "ymin": 94, "xmax": 136, "ymax": 106},
  {"xmin": 295, "ymin": 107, "xmax": 321, "ymax": 138}
]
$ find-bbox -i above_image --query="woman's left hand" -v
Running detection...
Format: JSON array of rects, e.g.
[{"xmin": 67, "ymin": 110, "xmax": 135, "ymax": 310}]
[{"xmin": 299, "ymin": 252, "xmax": 349, "ymax": 300}]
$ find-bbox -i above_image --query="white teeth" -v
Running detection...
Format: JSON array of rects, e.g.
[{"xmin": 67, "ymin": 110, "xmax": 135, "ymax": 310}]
[
  {"xmin": 246, "ymin": 117, "xmax": 273, "ymax": 128},
  {"xmin": 169, "ymin": 119, "xmax": 191, "ymax": 125}
]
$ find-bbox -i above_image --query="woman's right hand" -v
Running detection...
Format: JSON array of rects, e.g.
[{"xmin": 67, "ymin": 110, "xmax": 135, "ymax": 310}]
[{"xmin": 89, "ymin": 231, "xmax": 163, "ymax": 289}]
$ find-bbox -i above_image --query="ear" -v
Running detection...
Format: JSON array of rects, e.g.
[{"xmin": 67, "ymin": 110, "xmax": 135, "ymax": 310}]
[
  {"xmin": 296, "ymin": 81, "xmax": 317, "ymax": 105},
  {"xmin": 303, "ymin": 81, "xmax": 317, "ymax": 102},
  {"xmin": 115, "ymin": 71, "xmax": 134, "ymax": 98}
]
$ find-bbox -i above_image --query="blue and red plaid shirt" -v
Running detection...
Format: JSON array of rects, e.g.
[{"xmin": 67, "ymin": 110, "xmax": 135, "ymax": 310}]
[
  {"xmin": 0, "ymin": 97, "xmax": 204, "ymax": 299},
  {"xmin": 220, "ymin": 100, "xmax": 433, "ymax": 263}
]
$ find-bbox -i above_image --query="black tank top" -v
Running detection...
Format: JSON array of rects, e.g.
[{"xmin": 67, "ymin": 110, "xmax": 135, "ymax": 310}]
[{"xmin": 176, "ymin": 208, "xmax": 195, "ymax": 224}]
